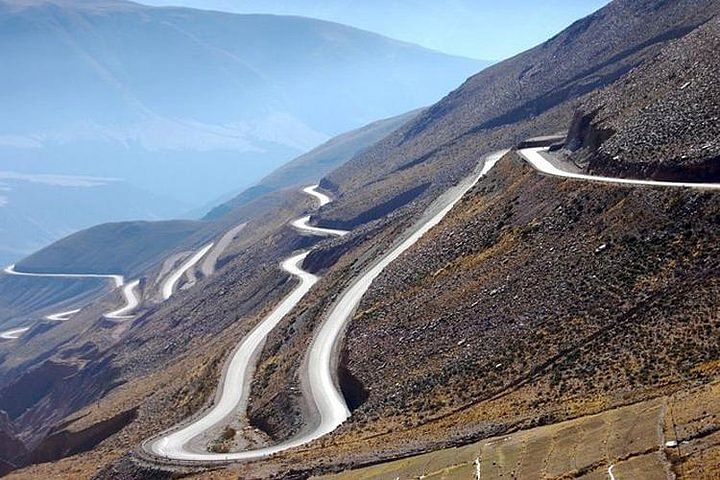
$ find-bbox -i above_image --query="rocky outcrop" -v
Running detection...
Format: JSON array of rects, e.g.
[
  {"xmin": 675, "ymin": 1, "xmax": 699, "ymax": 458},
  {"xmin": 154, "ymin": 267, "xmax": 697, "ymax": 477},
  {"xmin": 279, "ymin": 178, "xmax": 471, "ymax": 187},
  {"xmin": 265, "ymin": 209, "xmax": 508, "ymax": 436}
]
[
  {"xmin": 568, "ymin": 16, "xmax": 720, "ymax": 182},
  {"xmin": 0, "ymin": 361, "xmax": 78, "ymax": 420}
]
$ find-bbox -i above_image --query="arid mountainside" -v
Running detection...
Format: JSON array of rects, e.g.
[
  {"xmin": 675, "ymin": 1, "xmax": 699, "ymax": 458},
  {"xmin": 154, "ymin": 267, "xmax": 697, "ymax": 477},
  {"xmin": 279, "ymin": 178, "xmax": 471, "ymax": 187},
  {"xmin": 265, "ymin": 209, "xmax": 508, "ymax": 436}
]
[
  {"xmin": 317, "ymin": 0, "xmax": 720, "ymax": 229},
  {"xmin": 0, "ymin": 113, "xmax": 404, "ymax": 474},
  {"xmin": 566, "ymin": 15, "xmax": 720, "ymax": 181},
  {"xmin": 17, "ymin": 221, "xmax": 203, "ymax": 276},
  {"xmin": 2, "ymin": 0, "xmax": 720, "ymax": 479}
]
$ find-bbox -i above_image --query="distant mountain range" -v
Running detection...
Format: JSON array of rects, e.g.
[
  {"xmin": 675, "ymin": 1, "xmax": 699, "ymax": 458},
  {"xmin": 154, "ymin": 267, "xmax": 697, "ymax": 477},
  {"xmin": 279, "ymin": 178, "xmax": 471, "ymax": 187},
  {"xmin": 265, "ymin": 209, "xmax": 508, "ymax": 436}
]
[{"xmin": 0, "ymin": 0, "xmax": 487, "ymax": 265}]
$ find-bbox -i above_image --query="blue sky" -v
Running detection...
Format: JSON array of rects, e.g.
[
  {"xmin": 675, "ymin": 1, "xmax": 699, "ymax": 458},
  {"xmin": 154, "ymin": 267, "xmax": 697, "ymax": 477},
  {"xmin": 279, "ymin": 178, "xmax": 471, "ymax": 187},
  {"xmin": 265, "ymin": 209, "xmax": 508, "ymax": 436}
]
[{"xmin": 137, "ymin": 0, "xmax": 610, "ymax": 60}]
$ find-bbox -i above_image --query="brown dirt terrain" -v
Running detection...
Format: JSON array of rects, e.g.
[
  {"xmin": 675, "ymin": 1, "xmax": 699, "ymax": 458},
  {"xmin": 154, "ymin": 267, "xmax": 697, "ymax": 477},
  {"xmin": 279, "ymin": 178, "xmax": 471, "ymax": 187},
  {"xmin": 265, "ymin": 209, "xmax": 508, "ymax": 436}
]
[
  {"xmin": 313, "ymin": 381, "xmax": 720, "ymax": 480},
  {"xmin": 232, "ymin": 153, "xmax": 719, "ymax": 477}
]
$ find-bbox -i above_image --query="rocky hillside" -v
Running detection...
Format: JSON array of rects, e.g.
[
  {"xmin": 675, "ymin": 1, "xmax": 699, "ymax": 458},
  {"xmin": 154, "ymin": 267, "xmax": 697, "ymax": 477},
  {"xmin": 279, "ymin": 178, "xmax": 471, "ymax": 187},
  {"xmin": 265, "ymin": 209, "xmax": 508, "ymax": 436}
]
[
  {"xmin": 3, "ymin": 1, "xmax": 720, "ymax": 479},
  {"xmin": 318, "ymin": 0, "xmax": 720, "ymax": 228},
  {"xmin": 566, "ymin": 15, "xmax": 720, "ymax": 181}
]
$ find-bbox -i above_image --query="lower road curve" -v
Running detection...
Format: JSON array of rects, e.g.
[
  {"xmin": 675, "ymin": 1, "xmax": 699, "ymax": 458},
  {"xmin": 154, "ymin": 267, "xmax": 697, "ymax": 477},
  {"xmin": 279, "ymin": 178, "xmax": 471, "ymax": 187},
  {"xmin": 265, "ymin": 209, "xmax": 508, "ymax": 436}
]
[
  {"xmin": 144, "ymin": 184, "xmax": 348, "ymax": 461},
  {"xmin": 143, "ymin": 152, "xmax": 505, "ymax": 462},
  {"xmin": 104, "ymin": 280, "xmax": 141, "ymax": 320},
  {"xmin": 147, "ymin": 252, "xmax": 319, "ymax": 460}
]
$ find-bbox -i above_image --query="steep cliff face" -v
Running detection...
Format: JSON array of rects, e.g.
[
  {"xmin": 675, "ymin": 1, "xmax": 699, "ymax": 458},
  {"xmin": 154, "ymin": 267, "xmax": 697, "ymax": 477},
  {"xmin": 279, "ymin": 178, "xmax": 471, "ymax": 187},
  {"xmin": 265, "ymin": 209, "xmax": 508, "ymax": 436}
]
[{"xmin": 566, "ymin": 16, "xmax": 720, "ymax": 181}]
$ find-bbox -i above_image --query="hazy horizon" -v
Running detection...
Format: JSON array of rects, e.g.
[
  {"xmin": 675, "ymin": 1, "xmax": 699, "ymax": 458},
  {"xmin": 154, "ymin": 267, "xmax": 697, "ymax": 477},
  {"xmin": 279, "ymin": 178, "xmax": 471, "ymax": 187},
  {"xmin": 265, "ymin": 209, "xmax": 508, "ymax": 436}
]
[{"xmin": 136, "ymin": 0, "xmax": 610, "ymax": 60}]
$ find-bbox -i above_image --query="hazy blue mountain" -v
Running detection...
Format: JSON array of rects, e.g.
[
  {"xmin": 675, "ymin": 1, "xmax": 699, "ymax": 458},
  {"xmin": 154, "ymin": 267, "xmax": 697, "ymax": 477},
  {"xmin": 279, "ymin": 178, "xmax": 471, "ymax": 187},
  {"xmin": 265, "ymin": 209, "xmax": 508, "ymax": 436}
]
[
  {"xmin": 205, "ymin": 109, "xmax": 421, "ymax": 219},
  {"xmin": 0, "ymin": 172, "xmax": 187, "ymax": 266},
  {"xmin": 137, "ymin": 0, "xmax": 610, "ymax": 60},
  {"xmin": 0, "ymin": 0, "xmax": 487, "ymax": 264}
]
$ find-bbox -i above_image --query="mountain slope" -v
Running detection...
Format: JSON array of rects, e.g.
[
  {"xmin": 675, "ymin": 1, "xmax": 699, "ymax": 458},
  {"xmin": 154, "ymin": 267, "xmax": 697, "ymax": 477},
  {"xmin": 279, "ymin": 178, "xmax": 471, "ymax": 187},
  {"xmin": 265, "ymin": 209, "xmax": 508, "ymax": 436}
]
[
  {"xmin": 0, "ymin": 0, "xmax": 485, "ymax": 204},
  {"xmin": 205, "ymin": 109, "xmax": 421, "ymax": 219},
  {"xmin": 318, "ymin": 0, "xmax": 720, "ymax": 227},
  {"xmin": 16, "ymin": 220, "xmax": 203, "ymax": 276},
  {"xmin": 0, "ymin": 110, "xmax": 418, "ymax": 330}
]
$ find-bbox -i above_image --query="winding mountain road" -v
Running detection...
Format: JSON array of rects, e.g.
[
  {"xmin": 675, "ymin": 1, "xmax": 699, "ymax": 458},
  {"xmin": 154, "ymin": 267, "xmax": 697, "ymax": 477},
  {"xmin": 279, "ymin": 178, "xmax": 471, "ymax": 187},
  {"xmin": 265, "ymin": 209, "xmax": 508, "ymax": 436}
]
[
  {"xmin": 1, "ymin": 265, "xmax": 141, "ymax": 339},
  {"xmin": 1, "ymin": 265, "xmax": 131, "ymax": 340},
  {"xmin": 104, "ymin": 280, "xmax": 141, "ymax": 320},
  {"xmin": 144, "ymin": 154, "xmax": 504, "ymax": 462},
  {"xmin": 291, "ymin": 216, "xmax": 349, "ymax": 237},
  {"xmin": 161, "ymin": 243, "xmax": 215, "ymax": 300},
  {"xmin": 303, "ymin": 184, "xmax": 333, "ymax": 207},
  {"xmin": 142, "ymin": 145, "xmax": 720, "ymax": 464},
  {"xmin": 145, "ymin": 184, "xmax": 348, "ymax": 461},
  {"xmin": 3, "ymin": 264, "xmax": 124, "ymax": 287}
]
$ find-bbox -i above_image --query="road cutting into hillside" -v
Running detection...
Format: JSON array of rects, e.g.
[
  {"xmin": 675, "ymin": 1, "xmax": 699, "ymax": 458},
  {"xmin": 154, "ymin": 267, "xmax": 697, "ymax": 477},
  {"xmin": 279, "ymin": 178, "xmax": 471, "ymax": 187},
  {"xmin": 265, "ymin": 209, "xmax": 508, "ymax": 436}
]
[
  {"xmin": 291, "ymin": 215, "xmax": 349, "ymax": 237},
  {"xmin": 0, "ymin": 327, "xmax": 30, "ymax": 340},
  {"xmin": 161, "ymin": 243, "xmax": 215, "ymax": 300},
  {"xmin": 144, "ymin": 145, "xmax": 719, "ymax": 463},
  {"xmin": 144, "ymin": 154, "xmax": 506, "ymax": 462},
  {"xmin": 1, "ymin": 264, "xmax": 136, "ymax": 340},
  {"xmin": 303, "ymin": 184, "xmax": 333, "ymax": 207},
  {"xmin": 3, "ymin": 264, "xmax": 124, "ymax": 287},
  {"xmin": 145, "ymin": 184, "xmax": 348, "ymax": 461},
  {"xmin": 201, "ymin": 223, "xmax": 247, "ymax": 277},
  {"xmin": 519, "ymin": 147, "xmax": 720, "ymax": 190},
  {"xmin": 104, "ymin": 280, "xmax": 141, "ymax": 320},
  {"xmin": 45, "ymin": 308, "xmax": 81, "ymax": 321}
]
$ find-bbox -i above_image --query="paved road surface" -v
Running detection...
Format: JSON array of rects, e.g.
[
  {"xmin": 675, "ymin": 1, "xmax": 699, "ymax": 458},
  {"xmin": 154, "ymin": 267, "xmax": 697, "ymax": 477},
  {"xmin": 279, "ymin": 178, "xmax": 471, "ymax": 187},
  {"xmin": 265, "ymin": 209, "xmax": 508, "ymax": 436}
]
[
  {"xmin": 144, "ymin": 146, "xmax": 720, "ymax": 464},
  {"xmin": 1, "ymin": 265, "xmax": 127, "ymax": 340},
  {"xmin": 303, "ymin": 185, "xmax": 332, "ymax": 207},
  {"xmin": 4, "ymin": 264, "xmax": 124, "ymax": 287},
  {"xmin": 144, "ymin": 152, "xmax": 505, "ymax": 462},
  {"xmin": 291, "ymin": 216, "xmax": 348, "ymax": 237},
  {"xmin": 145, "ymin": 185, "xmax": 337, "ymax": 461},
  {"xmin": 519, "ymin": 147, "xmax": 720, "ymax": 190},
  {"xmin": 104, "ymin": 280, "xmax": 141, "ymax": 320},
  {"xmin": 0, "ymin": 327, "xmax": 30, "ymax": 340},
  {"xmin": 45, "ymin": 309, "xmax": 81, "ymax": 321},
  {"xmin": 161, "ymin": 243, "xmax": 214, "ymax": 300}
]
